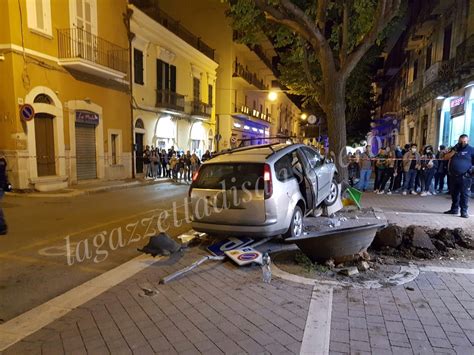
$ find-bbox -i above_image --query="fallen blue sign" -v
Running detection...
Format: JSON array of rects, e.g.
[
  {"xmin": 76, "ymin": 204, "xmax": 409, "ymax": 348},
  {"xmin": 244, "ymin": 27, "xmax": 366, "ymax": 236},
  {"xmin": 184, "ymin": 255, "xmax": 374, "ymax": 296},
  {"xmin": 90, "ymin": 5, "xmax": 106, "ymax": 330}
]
[{"xmin": 207, "ymin": 237, "xmax": 254, "ymax": 256}]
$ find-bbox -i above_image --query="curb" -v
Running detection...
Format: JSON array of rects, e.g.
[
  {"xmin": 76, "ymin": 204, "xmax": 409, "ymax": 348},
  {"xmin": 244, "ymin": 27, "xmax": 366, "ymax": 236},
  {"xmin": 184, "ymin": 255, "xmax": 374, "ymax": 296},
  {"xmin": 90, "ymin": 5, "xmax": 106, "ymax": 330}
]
[{"xmin": 6, "ymin": 178, "xmax": 176, "ymax": 198}]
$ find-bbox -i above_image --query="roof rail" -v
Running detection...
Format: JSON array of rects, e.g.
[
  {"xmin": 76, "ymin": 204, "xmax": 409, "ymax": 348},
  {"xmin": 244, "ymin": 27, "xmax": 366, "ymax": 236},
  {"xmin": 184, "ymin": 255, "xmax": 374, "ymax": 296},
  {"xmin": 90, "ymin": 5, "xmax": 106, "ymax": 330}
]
[
  {"xmin": 208, "ymin": 142, "xmax": 283, "ymax": 160},
  {"xmin": 237, "ymin": 136, "xmax": 296, "ymax": 147}
]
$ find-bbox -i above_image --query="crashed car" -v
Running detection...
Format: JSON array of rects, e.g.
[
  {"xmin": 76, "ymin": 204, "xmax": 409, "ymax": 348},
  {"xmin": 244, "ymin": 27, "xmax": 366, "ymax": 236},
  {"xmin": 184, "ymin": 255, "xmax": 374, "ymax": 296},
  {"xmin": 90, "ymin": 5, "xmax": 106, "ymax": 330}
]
[{"xmin": 189, "ymin": 143, "xmax": 338, "ymax": 239}]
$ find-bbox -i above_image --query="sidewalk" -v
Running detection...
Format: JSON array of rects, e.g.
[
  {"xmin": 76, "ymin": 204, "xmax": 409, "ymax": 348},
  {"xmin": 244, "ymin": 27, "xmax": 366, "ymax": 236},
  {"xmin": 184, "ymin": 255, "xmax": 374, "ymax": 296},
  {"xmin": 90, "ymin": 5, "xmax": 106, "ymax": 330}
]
[{"xmin": 7, "ymin": 177, "xmax": 179, "ymax": 198}]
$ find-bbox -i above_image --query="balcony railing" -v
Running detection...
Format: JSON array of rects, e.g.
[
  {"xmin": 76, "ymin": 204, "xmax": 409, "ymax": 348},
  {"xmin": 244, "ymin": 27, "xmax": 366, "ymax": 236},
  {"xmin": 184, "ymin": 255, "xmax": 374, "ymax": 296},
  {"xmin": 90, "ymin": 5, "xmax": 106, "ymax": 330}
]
[
  {"xmin": 57, "ymin": 28, "xmax": 128, "ymax": 75},
  {"xmin": 233, "ymin": 61, "xmax": 268, "ymax": 90},
  {"xmin": 132, "ymin": 3, "xmax": 215, "ymax": 61},
  {"xmin": 455, "ymin": 34, "xmax": 474, "ymax": 71},
  {"xmin": 191, "ymin": 101, "xmax": 212, "ymax": 117},
  {"xmin": 156, "ymin": 90, "xmax": 185, "ymax": 112},
  {"xmin": 239, "ymin": 105, "xmax": 272, "ymax": 123},
  {"xmin": 423, "ymin": 61, "xmax": 446, "ymax": 87}
]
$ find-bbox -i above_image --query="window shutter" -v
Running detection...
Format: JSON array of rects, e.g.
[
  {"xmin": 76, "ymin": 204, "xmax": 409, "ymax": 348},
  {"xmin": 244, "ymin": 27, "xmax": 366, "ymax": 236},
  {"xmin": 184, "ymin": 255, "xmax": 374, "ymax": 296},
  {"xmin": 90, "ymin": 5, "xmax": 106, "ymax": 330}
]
[
  {"xmin": 134, "ymin": 49, "xmax": 144, "ymax": 85},
  {"xmin": 208, "ymin": 84, "xmax": 213, "ymax": 106},
  {"xmin": 164, "ymin": 63, "xmax": 170, "ymax": 90},
  {"xmin": 170, "ymin": 65, "xmax": 176, "ymax": 93},
  {"xmin": 157, "ymin": 59, "xmax": 163, "ymax": 91}
]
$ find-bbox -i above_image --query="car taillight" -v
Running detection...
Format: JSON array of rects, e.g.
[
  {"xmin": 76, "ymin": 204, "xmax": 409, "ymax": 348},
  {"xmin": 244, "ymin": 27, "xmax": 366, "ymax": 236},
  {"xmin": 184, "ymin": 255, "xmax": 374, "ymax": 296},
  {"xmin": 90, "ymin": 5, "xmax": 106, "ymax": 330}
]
[
  {"xmin": 189, "ymin": 168, "xmax": 200, "ymax": 197},
  {"xmin": 264, "ymin": 163, "xmax": 272, "ymax": 199}
]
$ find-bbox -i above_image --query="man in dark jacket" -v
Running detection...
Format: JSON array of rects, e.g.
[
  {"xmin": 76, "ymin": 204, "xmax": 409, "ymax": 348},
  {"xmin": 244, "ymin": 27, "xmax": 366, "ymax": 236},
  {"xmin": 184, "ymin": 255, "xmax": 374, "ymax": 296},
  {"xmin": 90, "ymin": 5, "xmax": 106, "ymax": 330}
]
[
  {"xmin": 444, "ymin": 135, "xmax": 474, "ymax": 218},
  {"xmin": 0, "ymin": 155, "xmax": 8, "ymax": 235}
]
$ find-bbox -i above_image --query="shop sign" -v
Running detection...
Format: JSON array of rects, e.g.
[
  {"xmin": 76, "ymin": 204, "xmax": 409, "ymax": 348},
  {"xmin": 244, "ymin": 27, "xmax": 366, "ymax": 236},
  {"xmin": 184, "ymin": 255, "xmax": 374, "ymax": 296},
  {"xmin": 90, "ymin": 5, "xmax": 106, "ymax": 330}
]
[
  {"xmin": 450, "ymin": 96, "xmax": 465, "ymax": 118},
  {"xmin": 76, "ymin": 110, "xmax": 99, "ymax": 125}
]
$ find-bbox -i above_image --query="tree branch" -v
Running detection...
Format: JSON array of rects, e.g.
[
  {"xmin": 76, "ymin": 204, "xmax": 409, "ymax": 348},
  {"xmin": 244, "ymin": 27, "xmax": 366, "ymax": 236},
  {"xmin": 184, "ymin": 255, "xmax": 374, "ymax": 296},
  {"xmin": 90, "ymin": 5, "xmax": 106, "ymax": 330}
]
[
  {"xmin": 316, "ymin": 0, "xmax": 328, "ymax": 31},
  {"xmin": 339, "ymin": 0, "xmax": 349, "ymax": 69},
  {"xmin": 341, "ymin": 0, "xmax": 401, "ymax": 80},
  {"xmin": 302, "ymin": 43, "xmax": 323, "ymax": 95}
]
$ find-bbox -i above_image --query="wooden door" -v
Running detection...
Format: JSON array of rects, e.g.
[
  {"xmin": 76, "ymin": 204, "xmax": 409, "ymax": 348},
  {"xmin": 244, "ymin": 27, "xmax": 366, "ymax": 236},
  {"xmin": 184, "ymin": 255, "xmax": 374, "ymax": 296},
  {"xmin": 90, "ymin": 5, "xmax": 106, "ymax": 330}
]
[{"xmin": 35, "ymin": 113, "xmax": 56, "ymax": 176}]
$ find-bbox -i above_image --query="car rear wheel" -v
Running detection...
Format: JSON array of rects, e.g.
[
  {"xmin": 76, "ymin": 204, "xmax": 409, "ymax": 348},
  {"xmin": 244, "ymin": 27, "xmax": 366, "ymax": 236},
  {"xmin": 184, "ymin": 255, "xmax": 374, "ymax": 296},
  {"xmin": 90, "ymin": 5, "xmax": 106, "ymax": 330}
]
[
  {"xmin": 324, "ymin": 179, "xmax": 339, "ymax": 206},
  {"xmin": 283, "ymin": 205, "xmax": 303, "ymax": 239}
]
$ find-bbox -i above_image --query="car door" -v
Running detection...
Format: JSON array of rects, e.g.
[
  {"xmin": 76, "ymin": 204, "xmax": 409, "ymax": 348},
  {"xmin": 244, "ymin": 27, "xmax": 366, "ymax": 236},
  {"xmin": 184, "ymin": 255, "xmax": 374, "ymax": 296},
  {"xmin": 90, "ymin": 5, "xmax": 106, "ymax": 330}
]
[{"xmin": 300, "ymin": 146, "xmax": 330, "ymax": 204}]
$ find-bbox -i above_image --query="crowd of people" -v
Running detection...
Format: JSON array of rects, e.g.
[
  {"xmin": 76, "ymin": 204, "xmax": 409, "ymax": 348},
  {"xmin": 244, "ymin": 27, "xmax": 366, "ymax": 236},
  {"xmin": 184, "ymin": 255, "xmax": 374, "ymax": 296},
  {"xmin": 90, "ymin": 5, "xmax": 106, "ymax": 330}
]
[
  {"xmin": 141, "ymin": 146, "xmax": 212, "ymax": 182},
  {"xmin": 347, "ymin": 134, "xmax": 473, "ymax": 217}
]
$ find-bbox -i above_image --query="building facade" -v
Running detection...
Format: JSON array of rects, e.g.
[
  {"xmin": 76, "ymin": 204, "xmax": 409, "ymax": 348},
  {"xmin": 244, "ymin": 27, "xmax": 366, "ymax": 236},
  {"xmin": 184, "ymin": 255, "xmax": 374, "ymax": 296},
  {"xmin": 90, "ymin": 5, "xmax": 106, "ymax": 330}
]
[
  {"xmin": 0, "ymin": 0, "xmax": 132, "ymax": 191},
  {"xmin": 129, "ymin": 5, "xmax": 218, "ymax": 174},
  {"xmin": 376, "ymin": 0, "xmax": 474, "ymax": 150},
  {"xmin": 145, "ymin": 0, "xmax": 301, "ymax": 150}
]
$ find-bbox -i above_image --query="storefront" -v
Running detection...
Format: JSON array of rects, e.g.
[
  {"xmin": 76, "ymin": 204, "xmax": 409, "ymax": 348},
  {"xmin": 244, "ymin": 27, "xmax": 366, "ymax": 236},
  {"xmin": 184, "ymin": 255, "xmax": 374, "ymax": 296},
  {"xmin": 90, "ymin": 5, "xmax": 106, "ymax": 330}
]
[
  {"xmin": 230, "ymin": 116, "xmax": 269, "ymax": 148},
  {"xmin": 189, "ymin": 122, "xmax": 206, "ymax": 156},
  {"xmin": 438, "ymin": 86, "xmax": 474, "ymax": 147},
  {"xmin": 75, "ymin": 110, "xmax": 99, "ymax": 180}
]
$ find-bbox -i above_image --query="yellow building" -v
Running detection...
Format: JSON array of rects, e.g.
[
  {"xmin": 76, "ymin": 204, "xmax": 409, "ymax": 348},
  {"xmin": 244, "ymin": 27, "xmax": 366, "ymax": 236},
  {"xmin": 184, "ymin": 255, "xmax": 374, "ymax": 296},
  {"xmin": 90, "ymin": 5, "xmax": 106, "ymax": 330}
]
[
  {"xmin": 139, "ymin": 0, "xmax": 301, "ymax": 151},
  {"xmin": 0, "ymin": 0, "xmax": 132, "ymax": 191},
  {"xmin": 129, "ymin": 4, "xmax": 218, "ymax": 173}
]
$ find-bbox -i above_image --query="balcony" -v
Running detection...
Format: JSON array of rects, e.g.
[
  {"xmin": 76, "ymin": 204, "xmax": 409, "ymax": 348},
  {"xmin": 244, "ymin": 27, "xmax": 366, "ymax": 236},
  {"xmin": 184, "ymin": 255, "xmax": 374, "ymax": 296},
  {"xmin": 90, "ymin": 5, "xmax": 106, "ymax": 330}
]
[
  {"xmin": 233, "ymin": 61, "xmax": 268, "ymax": 91},
  {"xmin": 455, "ymin": 34, "xmax": 474, "ymax": 73},
  {"xmin": 156, "ymin": 90, "xmax": 185, "ymax": 112},
  {"xmin": 190, "ymin": 101, "xmax": 212, "ymax": 118},
  {"xmin": 423, "ymin": 61, "xmax": 446, "ymax": 87},
  {"xmin": 238, "ymin": 105, "xmax": 272, "ymax": 123},
  {"xmin": 57, "ymin": 28, "xmax": 128, "ymax": 80},
  {"xmin": 131, "ymin": 3, "xmax": 215, "ymax": 61}
]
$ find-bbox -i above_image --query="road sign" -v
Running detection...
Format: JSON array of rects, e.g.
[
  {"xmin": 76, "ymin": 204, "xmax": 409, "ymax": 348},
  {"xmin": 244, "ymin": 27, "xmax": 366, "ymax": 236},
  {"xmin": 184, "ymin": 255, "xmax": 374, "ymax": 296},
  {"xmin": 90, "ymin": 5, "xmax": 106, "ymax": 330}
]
[
  {"xmin": 19, "ymin": 104, "xmax": 35, "ymax": 121},
  {"xmin": 308, "ymin": 115, "xmax": 317, "ymax": 124},
  {"xmin": 225, "ymin": 247, "xmax": 263, "ymax": 266},
  {"xmin": 207, "ymin": 237, "xmax": 254, "ymax": 256}
]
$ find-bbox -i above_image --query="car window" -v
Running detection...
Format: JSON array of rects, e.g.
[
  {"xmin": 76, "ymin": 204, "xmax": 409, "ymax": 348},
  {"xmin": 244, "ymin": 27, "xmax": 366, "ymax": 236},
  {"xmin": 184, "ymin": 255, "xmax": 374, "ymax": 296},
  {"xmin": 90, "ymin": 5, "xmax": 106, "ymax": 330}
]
[
  {"xmin": 274, "ymin": 153, "xmax": 296, "ymax": 182},
  {"xmin": 193, "ymin": 163, "xmax": 264, "ymax": 190},
  {"xmin": 300, "ymin": 147, "xmax": 322, "ymax": 169}
]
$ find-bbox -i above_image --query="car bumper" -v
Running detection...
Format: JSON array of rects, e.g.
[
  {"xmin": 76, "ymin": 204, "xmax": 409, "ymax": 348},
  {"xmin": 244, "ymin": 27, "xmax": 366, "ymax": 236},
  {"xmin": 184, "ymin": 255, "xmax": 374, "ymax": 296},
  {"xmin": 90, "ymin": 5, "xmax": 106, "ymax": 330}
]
[{"xmin": 191, "ymin": 221, "xmax": 287, "ymax": 238}]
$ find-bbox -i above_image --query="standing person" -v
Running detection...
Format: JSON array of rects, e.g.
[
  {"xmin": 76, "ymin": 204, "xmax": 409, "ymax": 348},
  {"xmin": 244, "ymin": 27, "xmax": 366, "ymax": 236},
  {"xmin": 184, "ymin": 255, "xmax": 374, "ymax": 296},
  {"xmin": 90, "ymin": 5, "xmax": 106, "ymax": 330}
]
[
  {"xmin": 177, "ymin": 154, "xmax": 185, "ymax": 181},
  {"xmin": 420, "ymin": 145, "xmax": 437, "ymax": 196},
  {"xmin": 357, "ymin": 145, "xmax": 372, "ymax": 192},
  {"xmin": 402, "ymin": 144, "xmax": 421, "ymax": 195},
  {"xmin": 150, "ymin": 149, "xmax": 158, "ymax": 179},
  {"xmin": 161, "ymin": 149, "xmax": 168, "ymax": 178},
  {"xmin": 348, "ymin": 153, "xmax": 360, "ymax": 187},
  {"xmin": 202, "ymin": 150, "xmax": 211, "ymax": 162},
  {"xmin": 184, "ymin": 151, "xmax": 192, "ymax": 181},
  {"xmin": 435, "ymin": 145, "xmax": 448, "ymax": 193},
  {"xmin": 169, "ymin": 153, "xmax": 178, "ymax": 180},
  {"xmin": 444, "ymin": 134, "xmax": 474, "ymax": 218},
  {"xmin": 374, "ymin": 147, "xmax": 388, "ymax": 194},
  {"xmin": 143, "ymin": 146, "xmax": 151, "ymax": 180},
  {"xmin": 190, "ymin": 153, "xmax": 201, "ymax": 179},
  {"xmin": 393, "ymin": 145, "xmax": 403, "ymax": 191},
  {"xmin": 0, "ymin": 155, "xmax": 8, "ymax": 235},
  {"xmin": 379, "ymin": 146, "xmax": 397, "ymax": 195}
]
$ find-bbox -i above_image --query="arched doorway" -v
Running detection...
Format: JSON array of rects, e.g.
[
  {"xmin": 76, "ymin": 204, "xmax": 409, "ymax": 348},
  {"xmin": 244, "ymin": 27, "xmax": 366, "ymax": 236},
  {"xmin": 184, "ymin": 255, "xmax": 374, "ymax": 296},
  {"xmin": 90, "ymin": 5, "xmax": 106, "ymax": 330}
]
[
  {"xmin": 33, "ymin": 94, "xmax": 56, "ymax": 176},
  {"xmin": 135, "ymin": 118, "xmax": 145, "ymax": 173},
  {"xmin": 155, "ymin": 115, "xmax": 176, "ymax": 150},
  {"xmin": 190, "ymin": 122, "xmax": 206, "ymax": 157}
]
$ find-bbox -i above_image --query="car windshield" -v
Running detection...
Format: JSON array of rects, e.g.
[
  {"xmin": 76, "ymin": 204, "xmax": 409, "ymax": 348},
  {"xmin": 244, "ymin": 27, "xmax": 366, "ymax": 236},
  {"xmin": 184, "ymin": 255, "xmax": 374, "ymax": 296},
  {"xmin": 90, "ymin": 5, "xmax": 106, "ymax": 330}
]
[{"xmin": 193, "ymin": 163, "xmax": 264, "ymax": 190}]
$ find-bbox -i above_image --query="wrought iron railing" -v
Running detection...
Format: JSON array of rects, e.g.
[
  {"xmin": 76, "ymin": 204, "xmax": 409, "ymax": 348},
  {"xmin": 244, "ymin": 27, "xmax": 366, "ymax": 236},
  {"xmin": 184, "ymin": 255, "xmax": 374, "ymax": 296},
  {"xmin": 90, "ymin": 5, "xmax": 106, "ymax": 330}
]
[
  {"xmin": 191, "ymin": 101, "xmax": 212, "ymax": 117},
  {"xmin": 57, "ymin": 28, "xmax": 128, "ymax": 73},
  {"xmin": 133, "ymin": 4, "xmax": 215, "ymax": 61},
  {"xmin": 455, "ymin": 34, "xmax": 474, "ymax": 71},
  {"xmin": 238, "ymin": 105, "xmax": 272, "ymax": 123},
  {"xmin": 233, "ymin": 61, "xmax": 268, "ymax": 90},
  {"xmin": 156, "ymin": 90, "xmax": 185, "ymax": 112}
]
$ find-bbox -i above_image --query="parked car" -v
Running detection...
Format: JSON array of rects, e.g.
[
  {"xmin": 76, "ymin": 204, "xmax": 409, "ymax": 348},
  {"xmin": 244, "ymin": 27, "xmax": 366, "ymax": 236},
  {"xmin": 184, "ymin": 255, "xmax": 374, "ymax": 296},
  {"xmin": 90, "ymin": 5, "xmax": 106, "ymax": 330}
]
[{"xmin": 188, "ymin": 143, "xmax": 339, "ymax": 239}]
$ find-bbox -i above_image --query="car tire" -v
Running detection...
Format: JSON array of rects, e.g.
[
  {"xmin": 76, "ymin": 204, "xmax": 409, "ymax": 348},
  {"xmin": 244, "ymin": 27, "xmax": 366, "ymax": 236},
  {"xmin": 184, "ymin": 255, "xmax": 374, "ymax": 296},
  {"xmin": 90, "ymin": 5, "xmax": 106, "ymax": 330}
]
[
  {"xmin": 323, "ymin": 178, "xmax": 339, "ymax": 206},
  {"xmin": 283, "ymin": 205, "xmax": 304, "ymax": 239}
]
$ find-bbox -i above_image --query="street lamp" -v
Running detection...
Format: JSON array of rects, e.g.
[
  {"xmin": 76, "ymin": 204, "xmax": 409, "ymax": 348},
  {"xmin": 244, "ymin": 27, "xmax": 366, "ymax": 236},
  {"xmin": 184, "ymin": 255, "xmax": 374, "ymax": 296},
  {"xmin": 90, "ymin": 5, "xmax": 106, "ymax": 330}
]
[
  {"xmin": 268, "ymin": 91, "xmax": 278, "ymax": 101},
  {"xmin": 301, "ymin": 113, "xmax": 307, "ymax": 120}
]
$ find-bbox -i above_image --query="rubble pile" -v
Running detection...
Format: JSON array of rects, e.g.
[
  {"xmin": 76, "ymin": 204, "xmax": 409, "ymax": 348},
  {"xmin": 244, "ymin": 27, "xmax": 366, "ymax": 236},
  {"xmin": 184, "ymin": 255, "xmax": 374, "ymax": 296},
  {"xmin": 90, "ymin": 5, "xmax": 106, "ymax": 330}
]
[{"xmin": 371, "ymin": 225, "xmax": 474, "ymax": 259}]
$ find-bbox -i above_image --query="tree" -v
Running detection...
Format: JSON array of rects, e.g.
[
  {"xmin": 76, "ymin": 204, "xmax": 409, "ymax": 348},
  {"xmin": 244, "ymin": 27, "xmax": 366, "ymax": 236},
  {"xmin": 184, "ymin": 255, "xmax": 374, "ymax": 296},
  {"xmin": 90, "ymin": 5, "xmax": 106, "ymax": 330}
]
[{"xmin": 228, "ymin": 0, "xmax": 402, "ymax": 179}]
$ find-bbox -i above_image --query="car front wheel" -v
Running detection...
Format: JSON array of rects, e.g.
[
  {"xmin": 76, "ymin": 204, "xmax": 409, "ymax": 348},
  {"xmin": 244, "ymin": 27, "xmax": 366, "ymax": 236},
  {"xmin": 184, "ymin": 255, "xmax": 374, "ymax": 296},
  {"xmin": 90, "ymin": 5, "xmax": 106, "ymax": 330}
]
[
  {"xmin": 283, "ymin": 205, "xmax": 303, "ymax": 239},
  {"xmin": 323, "ymin": 178, "xmax": 339, "ymax": 206}
]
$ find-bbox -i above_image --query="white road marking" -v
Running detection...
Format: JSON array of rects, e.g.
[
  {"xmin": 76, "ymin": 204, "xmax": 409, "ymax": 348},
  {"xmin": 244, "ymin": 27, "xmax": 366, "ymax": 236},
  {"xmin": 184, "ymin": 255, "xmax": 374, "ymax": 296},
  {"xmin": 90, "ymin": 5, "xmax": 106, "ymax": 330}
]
[
  {"xmin": 419, "ymin": 266, "xmax": 474, "ymax": 274},
  {"xmin": 0, "ymin": 253, "xmax": 161, "ymax": 351},
  {"xmin": 300, "ymin": 286, "xmax": 333, "ymax": 355}
]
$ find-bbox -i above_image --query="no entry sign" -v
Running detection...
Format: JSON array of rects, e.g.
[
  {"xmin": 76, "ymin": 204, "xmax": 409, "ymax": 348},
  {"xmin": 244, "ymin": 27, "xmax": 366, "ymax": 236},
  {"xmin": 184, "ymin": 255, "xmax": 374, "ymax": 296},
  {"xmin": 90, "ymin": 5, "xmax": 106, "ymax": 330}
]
[{"xmin": 19, "ymin": 104, "xmax": 35, "ymax": 121}]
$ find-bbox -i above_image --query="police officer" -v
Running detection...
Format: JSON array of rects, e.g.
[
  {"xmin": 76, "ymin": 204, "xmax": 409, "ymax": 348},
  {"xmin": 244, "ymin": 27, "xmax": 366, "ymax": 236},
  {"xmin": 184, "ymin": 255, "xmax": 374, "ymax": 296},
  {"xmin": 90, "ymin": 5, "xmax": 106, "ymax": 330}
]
[
  {"xmin": 444, "ymin": 134, "xmax": 474, "ymax": 218},
  {"xmin": 0, "ymin": 155, "xmax": 8, "ymax": 234}
]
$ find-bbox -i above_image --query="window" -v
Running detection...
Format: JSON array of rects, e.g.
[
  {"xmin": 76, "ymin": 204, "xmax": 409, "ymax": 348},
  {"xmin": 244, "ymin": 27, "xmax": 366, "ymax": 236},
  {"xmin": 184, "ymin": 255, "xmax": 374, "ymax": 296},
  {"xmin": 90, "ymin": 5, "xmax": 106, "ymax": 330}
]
[
  {"xmin": 157, "ymin": 59, "xmax": 176, "ymax": 92},
  {"xmin": 111, "ymin": 134, "xmax": 118, "ymax": 165},
  {"xmin": 442, "ymin": 24, "xmax": 452, "ymax": 61},
  {"xmin": 425, "ymin": 44, "xmax": 432, "ymax": 70},
  {"xmin": 193, "ymin": 78, "xmax": 200, "ymax": 102},
  {"xmin": 26, "ymin": 0, "xmax": 52, "ymax": 36},
  {"xmin": 134, "ymin": 49, "xmax": 144, "ymax": 85},
  {"xmin": 274, "ymin": 154, "xmax": 296, "ymax": 182},
  {"xmin": 300, "ymin": 147, "xmax": 322, "ymax": 169},
  {"xmin": 208, "ymin": 84, "xmax": 213, "ymax": 106},
  {"xmin": 193, "ymin": 163, "xmax": 264, "ymax": 190}
]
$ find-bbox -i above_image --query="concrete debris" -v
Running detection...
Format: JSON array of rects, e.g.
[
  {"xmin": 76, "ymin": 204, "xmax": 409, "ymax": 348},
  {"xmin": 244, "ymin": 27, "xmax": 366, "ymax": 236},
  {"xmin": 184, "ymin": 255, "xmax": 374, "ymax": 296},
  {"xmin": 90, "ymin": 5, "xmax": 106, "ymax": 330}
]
[
  {"xmin": 325, "ymin": 259, "xmax": 335, "ymax": 269},
  {"xmin": 338, "ymin": 266, "xmax": 359, "ymax": 276},
  {"xmin": 358, "ymin": 261, "xmax": 370, "ymax": 272}
]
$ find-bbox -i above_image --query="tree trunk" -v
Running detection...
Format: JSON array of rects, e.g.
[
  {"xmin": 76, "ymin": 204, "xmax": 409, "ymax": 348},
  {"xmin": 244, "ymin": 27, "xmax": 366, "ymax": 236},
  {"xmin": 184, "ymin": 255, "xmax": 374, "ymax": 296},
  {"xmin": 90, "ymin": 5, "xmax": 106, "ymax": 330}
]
[{"xmin": 323, "ymin": 78, "xmax": 348, "ymax": 182}]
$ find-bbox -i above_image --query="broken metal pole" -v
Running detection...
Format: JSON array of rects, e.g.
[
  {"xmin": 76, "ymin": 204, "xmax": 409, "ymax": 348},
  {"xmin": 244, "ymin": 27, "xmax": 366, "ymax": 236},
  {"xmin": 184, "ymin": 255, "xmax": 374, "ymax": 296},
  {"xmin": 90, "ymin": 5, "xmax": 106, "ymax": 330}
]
[{"xmin": 159, "ymin": 255, "xmax": 225, "ymax": 284}]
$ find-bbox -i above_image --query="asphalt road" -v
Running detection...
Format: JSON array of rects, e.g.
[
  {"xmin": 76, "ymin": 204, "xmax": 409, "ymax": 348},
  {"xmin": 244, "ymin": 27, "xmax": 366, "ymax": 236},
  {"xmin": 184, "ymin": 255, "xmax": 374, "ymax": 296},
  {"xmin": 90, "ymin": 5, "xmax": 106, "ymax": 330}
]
[{"xmin": 0, "ymin": 182, "xmax": 190, "ymax": 322}]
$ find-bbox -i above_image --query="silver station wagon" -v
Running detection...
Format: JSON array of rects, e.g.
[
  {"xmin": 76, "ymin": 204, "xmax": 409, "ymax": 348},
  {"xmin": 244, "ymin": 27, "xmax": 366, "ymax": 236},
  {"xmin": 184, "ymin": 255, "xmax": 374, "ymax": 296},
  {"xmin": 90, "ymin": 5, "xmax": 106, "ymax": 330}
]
[{"xmin": 189, "ymin": 143, "xmax": 338, "ymax": 239}]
